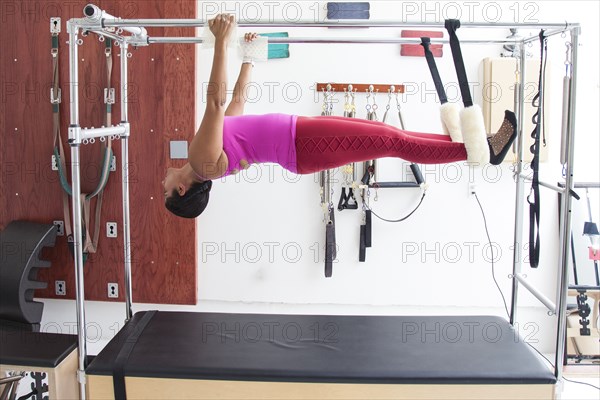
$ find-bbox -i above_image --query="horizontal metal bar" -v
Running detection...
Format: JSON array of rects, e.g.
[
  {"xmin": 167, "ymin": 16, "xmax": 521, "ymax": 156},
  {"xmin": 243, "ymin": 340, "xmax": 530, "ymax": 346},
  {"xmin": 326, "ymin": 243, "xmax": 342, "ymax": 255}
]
[
  {"xmin": 569, "ymin": 285, "xmax": 600, "ymax": 291},
  {"xmin": 522, "ymin": 27, "xmax": 574, "ymax": 44},
  {"xmin": 519, "ymin": 174, "xmax": 566, "ymax": 193},
  {"xmin": 81, "ymin": 125, "xmax": 126, "ymax": 140},
  {"xmin": 515, "ymin": 273, "xmax": 556, "ymax": 314},
  {"xmin": 147, "ymin": 36, "xmax": 520, "ymax": 45},
  {"xmin": 369, "ymin": 182, "xmax": 421, "ymax": 189},
  {"xmin": 104, "ymin": 18, "xmax": 579, "ymax": 30},
  {"xmin": 0, "ymin": 375, "xmax": 24, "ymax": 384},
  {"xmin": 559, "ymin": 182, "xmax": 600, "ymax": 189}
]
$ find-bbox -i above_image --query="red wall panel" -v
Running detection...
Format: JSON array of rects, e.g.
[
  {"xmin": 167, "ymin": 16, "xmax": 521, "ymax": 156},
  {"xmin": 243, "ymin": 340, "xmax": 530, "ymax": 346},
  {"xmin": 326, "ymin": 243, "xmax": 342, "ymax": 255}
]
[{"xmin": 0, "ymin": 0, "xmax": 197, "ymax": 304}]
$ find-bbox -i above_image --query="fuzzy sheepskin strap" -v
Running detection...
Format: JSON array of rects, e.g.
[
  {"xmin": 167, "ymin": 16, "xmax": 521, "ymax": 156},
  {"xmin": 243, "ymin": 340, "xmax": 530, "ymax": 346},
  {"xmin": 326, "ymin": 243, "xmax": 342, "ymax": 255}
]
[
  {"xmin": 460, "ymin": 105, "xmax": 489, "ymax": 165},
  {"xmin": 440, "ymin": 102, "xmax": 462, "ymax": 142}
]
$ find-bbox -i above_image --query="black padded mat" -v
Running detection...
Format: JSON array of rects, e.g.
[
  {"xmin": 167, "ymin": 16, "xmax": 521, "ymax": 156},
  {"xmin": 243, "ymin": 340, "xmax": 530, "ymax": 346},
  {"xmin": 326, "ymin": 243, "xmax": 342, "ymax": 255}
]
[
  {"xmin": 86, "ymin": 311, "xmax": 556, "ymax": 384},
  {"xmin": 0, "ymin": 324, "xmax": 77, "ymax": 367}
]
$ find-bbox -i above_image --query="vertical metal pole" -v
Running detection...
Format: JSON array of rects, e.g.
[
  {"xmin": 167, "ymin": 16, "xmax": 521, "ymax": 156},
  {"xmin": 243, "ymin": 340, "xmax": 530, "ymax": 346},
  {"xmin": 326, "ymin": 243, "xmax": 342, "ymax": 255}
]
[
  {"xmin": 555, "ymin": 27, "xmax": 579, "ymax": 380},
  {"xmin": 510, "ymin": 42, "xmax": 528, "ymax": 325},
  {"xmin": 68, "ymin": 23, "xmax": 87, "ymax": 400},
  {"xmin": 120, "ymin": 41, "xmax": 134, "ymax": 321}
]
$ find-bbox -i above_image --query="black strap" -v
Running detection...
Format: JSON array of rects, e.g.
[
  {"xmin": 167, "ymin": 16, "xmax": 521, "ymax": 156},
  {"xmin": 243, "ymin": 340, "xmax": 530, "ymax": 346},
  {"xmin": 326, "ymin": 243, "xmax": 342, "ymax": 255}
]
[
  {"xmin": 337, "ymin": 187, "xmax": 347, "ymax": 211},
  {"xmin": 528, "ymin": 198, "xmax": 540, "ymax": 268},
  {"xmin": 420, "ymin": 37, "xmax": 447, "ymax": 104},
  {"xmin": 344, "ymin": 188, "xmax": 358, "ymax": 209},
  {"xmin": 359, "ymin": 225, "xmax": 367, "ymax": 262},
  {"xmin": 17, "ymin": 390, "xmax": 37, "ymax": 400},
  {"xmin": 325, "ymin": 208, "xmax": 336, "ymax": 277},
  {"xmin": 365, "ymin": 210, "xmax": 372, "ymax": 248},
  {"xmin": 410, "ymin": 163, "xmax": 425, "ymax": 185},
  {"xmin": 361, "ymin": 167, "xmax": 372, "ymax": 186},
  {"xmin": 527, "ymin": 31, "xmax": 547, "ymax": 269},
  {"xmin": 338, "ymin": 187, "xmax": 358, "ymax": 211},
  {"xmin": 445, "ymin": 19, "xmax": 473, "ymax": 107},
  {"xmin": 570, "ymin": 232, "xmax": 578, "ymax": 285},
  {"xmin": 113, "ymin": 311, "xmax": 157, "ymax": 400}
]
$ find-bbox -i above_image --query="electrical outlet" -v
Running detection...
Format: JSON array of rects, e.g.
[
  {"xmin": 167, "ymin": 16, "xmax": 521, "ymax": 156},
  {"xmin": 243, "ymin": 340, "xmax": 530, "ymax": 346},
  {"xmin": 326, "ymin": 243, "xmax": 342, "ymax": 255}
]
[
  {"xmin": 108, "ymin": 283, "xmax": 119, "ymax": 298},
  {"xmin": 53, "ymin": 220, "xmax": 64, "ymax": 236},
  {"xmin": 469, "ymin": 183, "xmax": 477, "ymax": 196},
  {"xmin": 106, "ymin": 222, "xmax": 117, "ymax": 238},
  {"xmin": 55, "ymin": 280, "xmax": 66, "ymax": 296}
]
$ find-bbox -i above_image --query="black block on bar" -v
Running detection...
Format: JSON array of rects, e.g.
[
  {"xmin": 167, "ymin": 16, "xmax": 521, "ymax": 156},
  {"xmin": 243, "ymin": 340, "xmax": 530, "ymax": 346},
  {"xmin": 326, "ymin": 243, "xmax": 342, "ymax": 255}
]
[{"xmin": 327, "ymin": 2, "xmax": 370, "ymax": 20}]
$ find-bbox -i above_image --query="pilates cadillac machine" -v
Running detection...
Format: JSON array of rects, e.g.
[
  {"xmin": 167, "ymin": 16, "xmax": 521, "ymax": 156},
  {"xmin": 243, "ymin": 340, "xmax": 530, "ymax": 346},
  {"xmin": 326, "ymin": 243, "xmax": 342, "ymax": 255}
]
[{"xmin": 63, "ymin": 4, "xmax": 582, "ymax": 399}]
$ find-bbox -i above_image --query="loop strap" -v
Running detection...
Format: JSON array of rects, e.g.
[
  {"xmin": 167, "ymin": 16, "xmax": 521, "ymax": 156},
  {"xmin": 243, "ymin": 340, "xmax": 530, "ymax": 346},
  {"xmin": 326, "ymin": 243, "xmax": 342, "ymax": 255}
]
[
  {"xmin": 113, "ymin": 311, "xmax": 157, "ymax": 400},
  {"xmin": 337, "ymin": 187, "xmax": 348, "ymax": 211},
  {"xmin": 337, "ymin": 187, "xmax": 358, "ymax": 211},
  {"xmin": 51, "ymin": 31, "xmax": 114, "ymax": 256},
  {"xmin": 420, "ymin": 37, "xmax": 448, "ymax": 104},
  {"xmin": 528, "ymin": 30, "xmax": 547, "ymax": 269},
  {"xmin": 445, "ymin": 19, "xmax": 473, "ymax": 107}
]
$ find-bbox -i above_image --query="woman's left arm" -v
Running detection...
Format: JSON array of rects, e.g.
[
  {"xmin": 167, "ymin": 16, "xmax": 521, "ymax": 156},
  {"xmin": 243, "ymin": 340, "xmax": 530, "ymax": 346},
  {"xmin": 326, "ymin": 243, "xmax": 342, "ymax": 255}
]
[
  {"xmin": 225, "ymin": 62, "xmax": 253, "ymax": 116},
  {"xmin": 225, "ymin": 33, "xmax": 258, "ymax": 117}
]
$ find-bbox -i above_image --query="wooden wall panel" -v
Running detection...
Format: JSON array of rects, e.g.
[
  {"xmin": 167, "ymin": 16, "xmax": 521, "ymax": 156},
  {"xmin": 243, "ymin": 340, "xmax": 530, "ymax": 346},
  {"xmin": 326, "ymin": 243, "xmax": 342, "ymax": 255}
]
[{"xmin": 0, "ymin": 0, "xmax": 197, "ymax": 304}]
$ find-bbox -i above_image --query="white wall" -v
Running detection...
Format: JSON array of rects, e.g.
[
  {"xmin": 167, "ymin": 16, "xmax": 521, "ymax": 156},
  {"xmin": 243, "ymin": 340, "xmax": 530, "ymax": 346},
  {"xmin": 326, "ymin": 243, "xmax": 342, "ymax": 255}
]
[{"xmin": 40, "ymin": 1, "xmax": 599, "ymax": 356}]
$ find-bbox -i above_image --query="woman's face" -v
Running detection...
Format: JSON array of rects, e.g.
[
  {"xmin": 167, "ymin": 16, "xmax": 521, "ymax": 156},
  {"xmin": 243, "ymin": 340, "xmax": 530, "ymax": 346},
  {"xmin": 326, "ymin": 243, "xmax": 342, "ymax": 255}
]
[{"xmin": 162, "ymin": 167, "xmax": 182, "ymax": 199}]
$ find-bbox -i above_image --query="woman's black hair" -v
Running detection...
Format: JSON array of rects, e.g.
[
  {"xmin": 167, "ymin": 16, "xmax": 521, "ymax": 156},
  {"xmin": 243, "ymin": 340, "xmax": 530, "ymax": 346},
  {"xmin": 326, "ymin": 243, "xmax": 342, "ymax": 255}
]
[{"xmin": 165, "ymin": 180, "xmax": 212, "ymax": 218}]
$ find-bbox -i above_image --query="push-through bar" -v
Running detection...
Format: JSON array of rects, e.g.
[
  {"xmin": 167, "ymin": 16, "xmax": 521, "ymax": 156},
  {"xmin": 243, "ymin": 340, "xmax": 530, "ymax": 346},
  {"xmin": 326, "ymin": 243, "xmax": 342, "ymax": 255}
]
[
  {"xmin": 101, "ymin": 18, "xmax": 577, "ymax": 29},
  {"xmin": 147, "ymin": 37, "xmax": 523, "ymax": 45}
]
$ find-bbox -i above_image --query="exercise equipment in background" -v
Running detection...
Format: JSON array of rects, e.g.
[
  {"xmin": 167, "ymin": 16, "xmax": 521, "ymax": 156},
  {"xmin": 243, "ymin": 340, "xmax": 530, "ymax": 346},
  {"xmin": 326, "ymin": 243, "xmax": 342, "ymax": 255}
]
[
  {"xmin": 51, "ymin": 24, "xmax": 114, "ymax": 263},
  {"xmin": 57, "ymin": 5, "xmax": 583, "ymax": 396},
  {"xmin": 0, "ymin": 221, "xmax": 57, "ymax": 332}
]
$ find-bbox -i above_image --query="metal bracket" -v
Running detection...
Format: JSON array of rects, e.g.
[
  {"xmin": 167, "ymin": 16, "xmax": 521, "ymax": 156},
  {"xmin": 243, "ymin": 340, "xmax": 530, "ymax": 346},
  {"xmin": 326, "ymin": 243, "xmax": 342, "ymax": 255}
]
[
  {"xmin": 104, "ymin": 88, "xmax": 115, "ymax": 104},
  {"xmin": 126, "ymin": 34, "xmax": 150, "ymax": 47},
  {"xmin": 110, "ymin": 155, "xmax": 117, "ymax": 171},
  {"xmin": 108, "ymin": 283, "xmax": 119, "ymax": 298},
  {"xmin": 76, "ymin": 370, "xmax": 86, "ymax": 384},
  {"xmin": 51, "ymin": 155, "xmax": 58, "ymax": 171},
  {"xmin": 55, "ymin": 280, "xmax": 66, "ymax": 296},
  {"xmin": 68, "ymin": 125, "xmax": 81, "ymax": 144},
  {"xmin": 106, "ymin": 222, "xmax": 117, "ymax": 238},
  {"xmin": 50, "ymin": 87, "xmax": 62, "ymax": 104},
  {"xmin": 50, "ymin": 17, "xmax": 61, "ymax": 34},
  {"xmin": 53, "ymin": 220, "xmax": 64, "ymax": 236},
  {"xmin": 120, "ymin": 121, "xmax": 131, "ymax": 138},
  {"xmin": 66, "ymin": 20, "xmax": 80, "ymax": 35}
]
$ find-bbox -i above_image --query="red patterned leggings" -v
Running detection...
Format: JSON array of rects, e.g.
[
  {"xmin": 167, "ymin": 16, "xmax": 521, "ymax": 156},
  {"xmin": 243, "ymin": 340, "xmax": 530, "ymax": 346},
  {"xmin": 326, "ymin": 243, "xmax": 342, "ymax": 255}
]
[{"xmin": 295, "ymin": 116, "xmax": 467, "ymax": 174}]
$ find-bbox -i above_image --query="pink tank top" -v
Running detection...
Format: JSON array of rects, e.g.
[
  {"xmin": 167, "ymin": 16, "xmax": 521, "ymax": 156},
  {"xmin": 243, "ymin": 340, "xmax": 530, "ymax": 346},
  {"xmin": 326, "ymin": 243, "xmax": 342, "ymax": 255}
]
[{"xmin": 221, "ymin": 114, "xmax": 298, "ymax": 177}]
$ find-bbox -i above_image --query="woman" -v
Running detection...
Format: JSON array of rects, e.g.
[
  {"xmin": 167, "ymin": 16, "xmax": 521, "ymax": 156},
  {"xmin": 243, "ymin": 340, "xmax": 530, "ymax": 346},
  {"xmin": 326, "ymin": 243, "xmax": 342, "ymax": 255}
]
[{"xmin": 163, "ymin": 14, "xmax": 517, "ymax": 218}]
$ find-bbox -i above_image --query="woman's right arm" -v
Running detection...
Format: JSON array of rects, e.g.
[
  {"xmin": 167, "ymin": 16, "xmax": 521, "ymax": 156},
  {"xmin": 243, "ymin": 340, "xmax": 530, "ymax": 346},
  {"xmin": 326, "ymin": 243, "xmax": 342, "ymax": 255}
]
[{"xmin": 188, "ymin": 15, "xmax": 235, "ymax": 178}]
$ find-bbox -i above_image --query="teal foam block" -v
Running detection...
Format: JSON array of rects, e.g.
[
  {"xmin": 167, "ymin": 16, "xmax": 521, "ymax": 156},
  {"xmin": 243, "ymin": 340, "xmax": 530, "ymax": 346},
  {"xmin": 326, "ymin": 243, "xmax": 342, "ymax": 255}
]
[{"xmin": 260, "ymin": 32, "xmax": 290, "ymax": 59}]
